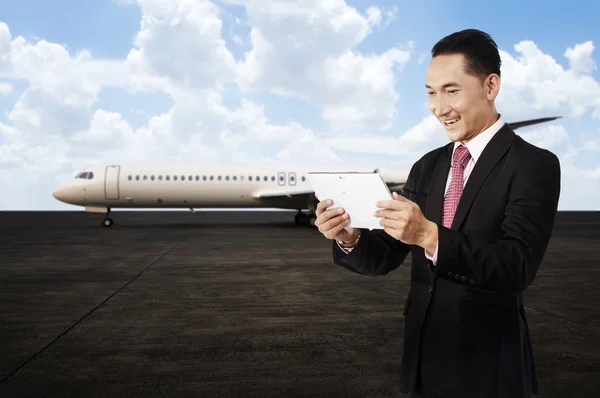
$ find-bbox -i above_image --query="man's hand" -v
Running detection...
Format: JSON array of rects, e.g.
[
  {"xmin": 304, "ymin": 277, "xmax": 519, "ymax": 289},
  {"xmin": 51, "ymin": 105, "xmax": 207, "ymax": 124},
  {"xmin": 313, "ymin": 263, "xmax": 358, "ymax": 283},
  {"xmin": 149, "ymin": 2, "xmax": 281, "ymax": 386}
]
[{"xmin": 374, "ymin": 192, "xmax": 438, "ymax": 254}]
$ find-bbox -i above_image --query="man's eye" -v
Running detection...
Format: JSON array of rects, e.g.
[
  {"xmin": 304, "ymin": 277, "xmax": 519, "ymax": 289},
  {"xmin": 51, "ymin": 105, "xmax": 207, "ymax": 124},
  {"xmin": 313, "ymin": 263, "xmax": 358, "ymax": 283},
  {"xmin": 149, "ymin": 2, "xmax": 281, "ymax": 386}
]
[{"xmin": 448, "ymin": 90, "xmax": 458, "ymax": 94}]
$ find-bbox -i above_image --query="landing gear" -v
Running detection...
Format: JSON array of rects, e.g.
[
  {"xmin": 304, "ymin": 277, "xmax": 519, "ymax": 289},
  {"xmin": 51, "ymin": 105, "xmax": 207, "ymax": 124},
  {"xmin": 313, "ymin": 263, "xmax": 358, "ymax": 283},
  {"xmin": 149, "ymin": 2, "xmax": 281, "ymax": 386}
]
[
  {"xmin": 294, "ymin": 210, "xmax": 317, "ymax": 227},
  {"xmin": 308, "ymin": 212, "xmax": 316, "ymax": 227},
  {"xmin": 103, "ymin": 208, "xmax": 113, "ymax": 228}
]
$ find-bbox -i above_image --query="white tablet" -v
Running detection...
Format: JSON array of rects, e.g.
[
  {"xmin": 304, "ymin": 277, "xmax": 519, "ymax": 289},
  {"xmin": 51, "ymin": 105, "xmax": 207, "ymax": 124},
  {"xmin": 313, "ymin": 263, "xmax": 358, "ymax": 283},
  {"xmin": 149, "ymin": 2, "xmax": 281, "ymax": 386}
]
[{"xmin": 306, "ymin": 171, "xmax": 393, "ymax": 230}]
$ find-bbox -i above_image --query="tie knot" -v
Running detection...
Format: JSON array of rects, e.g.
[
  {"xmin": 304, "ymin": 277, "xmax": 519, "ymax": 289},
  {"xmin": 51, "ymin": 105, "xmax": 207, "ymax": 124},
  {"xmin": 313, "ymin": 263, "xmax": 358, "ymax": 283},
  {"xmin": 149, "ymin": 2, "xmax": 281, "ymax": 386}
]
[{"xmin": 453, "ymin": 145, "xmax": 471, "ymax": 169}]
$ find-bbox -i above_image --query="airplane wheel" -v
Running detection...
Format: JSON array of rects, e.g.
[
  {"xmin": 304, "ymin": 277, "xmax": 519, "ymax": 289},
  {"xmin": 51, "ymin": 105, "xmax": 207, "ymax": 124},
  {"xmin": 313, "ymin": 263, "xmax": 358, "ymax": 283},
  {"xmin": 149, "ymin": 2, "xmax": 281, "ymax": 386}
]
[
  {"xmin": 309, "ymin": 215, "xmax": 317, "ymax": 227},
  {"xmin": 295, "ymin": 212, "xmax": 309, "ymax": 225},
  {"xmin": 103, "ymin": 218, "xmax": 113, "ymax": 227}
]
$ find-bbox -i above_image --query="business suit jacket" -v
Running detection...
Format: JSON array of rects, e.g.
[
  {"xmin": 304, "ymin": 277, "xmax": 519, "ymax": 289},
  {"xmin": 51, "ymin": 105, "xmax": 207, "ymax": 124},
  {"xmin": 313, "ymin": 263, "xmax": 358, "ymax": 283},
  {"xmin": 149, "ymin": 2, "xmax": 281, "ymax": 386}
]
[{"xmin": 332, "ymin": 123, "xmax": 561, "ymax": 397}]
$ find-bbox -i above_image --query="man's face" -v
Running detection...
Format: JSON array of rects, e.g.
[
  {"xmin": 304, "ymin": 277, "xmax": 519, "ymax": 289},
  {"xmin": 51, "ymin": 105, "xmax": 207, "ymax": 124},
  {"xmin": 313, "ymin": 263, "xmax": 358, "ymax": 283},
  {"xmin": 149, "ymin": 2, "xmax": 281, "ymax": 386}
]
[{"xmin": 425, "ymin": 53, "xmax": 499, "ymax": 143}]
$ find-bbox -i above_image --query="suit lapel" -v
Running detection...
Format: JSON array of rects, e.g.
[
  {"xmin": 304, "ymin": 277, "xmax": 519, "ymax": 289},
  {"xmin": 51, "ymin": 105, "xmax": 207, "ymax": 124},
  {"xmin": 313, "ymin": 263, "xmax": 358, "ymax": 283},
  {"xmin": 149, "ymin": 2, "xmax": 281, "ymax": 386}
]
[
  {"xmin": 425, "ymin": 143, "xmax": 452, "ymax": 224},
  {"xmin": 451, "ymin": 124, "xmax": 515, "ymax": 230}
]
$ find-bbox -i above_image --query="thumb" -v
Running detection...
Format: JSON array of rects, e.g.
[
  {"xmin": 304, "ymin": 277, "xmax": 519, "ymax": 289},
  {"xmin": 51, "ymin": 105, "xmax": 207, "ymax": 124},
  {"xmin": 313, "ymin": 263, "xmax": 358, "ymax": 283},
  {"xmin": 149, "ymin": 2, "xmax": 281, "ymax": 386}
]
[{"xmin": 392, "ymin": 191, "xmax": 405, "ymax": 200}]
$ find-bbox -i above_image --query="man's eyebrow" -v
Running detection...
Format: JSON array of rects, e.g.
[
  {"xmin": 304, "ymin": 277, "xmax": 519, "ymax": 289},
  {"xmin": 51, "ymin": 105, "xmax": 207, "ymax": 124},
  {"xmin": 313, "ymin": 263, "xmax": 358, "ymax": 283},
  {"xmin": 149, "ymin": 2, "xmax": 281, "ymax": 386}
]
[{"xmin": 425, "ymin": 82, "xmax": 461, "ymax": 89}]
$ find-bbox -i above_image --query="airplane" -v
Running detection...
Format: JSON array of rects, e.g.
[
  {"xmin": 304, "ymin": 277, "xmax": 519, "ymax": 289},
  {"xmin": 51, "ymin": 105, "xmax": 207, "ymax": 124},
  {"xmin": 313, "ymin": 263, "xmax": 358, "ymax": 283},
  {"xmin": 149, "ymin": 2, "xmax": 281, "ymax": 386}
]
[{"xmin": 52, "ymin": 116, "xmax": 561, "ymax": 228}]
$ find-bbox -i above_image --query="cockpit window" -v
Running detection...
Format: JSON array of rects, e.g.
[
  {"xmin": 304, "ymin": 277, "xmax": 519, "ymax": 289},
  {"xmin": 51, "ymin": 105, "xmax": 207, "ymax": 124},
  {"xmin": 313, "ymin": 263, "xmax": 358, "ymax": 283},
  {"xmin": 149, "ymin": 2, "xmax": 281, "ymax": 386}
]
[{"xmin": 74, "ymin": 172, "xmax": 93, "ymax": 179}]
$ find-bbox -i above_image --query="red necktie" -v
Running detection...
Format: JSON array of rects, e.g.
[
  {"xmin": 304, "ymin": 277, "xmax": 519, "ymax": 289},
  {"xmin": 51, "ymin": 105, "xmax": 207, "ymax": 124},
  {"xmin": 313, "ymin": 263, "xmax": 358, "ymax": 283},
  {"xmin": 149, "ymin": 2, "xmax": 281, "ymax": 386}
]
[{"xmin": 442, "ymin": 145, "xmax": 471, "ymax": 229}]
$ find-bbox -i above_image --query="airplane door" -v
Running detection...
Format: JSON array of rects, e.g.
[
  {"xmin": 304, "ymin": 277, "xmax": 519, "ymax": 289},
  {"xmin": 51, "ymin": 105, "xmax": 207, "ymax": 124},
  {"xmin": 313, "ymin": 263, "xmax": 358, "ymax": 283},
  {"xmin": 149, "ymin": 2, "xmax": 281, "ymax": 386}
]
[
  {"xmin": 288, "ymin": 172, "xmax": 296, "ymax": 186},
  {"xmin": 277, "ymin": 172, "xmax": 286, "ymax": 186},
  {"xmin": 105, "ymin": 165, "xmax": 120, "ymax": 200}
]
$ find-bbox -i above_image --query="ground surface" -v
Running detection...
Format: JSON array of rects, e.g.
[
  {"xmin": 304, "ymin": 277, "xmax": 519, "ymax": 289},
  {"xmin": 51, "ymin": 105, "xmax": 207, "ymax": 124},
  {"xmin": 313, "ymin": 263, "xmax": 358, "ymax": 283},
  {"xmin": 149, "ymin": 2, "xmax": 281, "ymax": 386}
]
[{"xmin": 1, "ymin": 210, "xmax": 599, "ymax": 397}]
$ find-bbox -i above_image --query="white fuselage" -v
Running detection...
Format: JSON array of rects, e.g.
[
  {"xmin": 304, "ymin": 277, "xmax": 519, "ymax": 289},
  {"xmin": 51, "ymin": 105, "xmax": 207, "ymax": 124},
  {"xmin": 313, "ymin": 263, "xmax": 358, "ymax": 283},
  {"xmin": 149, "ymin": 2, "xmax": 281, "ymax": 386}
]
[{"xmin": 52, "ymin": 163, "xmax": 408, "ymax": 211}]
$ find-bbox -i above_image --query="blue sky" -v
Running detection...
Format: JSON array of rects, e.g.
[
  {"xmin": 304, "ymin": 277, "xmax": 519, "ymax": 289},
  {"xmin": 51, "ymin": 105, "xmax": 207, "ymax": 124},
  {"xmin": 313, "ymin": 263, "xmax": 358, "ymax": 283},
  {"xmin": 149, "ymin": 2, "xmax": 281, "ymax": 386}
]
[{"xmin": 0, "ymin": 0, "xmax": 599, "ymax": 210}]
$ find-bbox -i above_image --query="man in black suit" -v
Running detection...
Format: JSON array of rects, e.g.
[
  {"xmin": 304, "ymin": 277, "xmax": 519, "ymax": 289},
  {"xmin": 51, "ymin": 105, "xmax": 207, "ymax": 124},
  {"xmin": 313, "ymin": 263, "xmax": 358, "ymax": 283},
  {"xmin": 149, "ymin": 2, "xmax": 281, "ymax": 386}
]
[{"xmin": 314, "ymin": 29, "xmax": 561, "ymax": 397}]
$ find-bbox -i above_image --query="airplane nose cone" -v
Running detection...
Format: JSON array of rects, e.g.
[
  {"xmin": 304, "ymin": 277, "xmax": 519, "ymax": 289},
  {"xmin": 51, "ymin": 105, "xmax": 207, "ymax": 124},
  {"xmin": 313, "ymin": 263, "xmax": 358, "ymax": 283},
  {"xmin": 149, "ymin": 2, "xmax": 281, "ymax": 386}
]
[{"xmin": 52, "ymin": 185, "xmax": 68, "ymax": 202}]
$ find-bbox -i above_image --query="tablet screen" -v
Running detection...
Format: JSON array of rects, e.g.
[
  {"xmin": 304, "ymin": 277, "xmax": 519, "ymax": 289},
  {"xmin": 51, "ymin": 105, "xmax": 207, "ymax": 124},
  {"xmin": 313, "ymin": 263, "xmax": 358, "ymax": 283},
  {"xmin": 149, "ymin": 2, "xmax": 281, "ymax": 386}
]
[{"xmin": 307, "ymin": 172, "xmax": 392, "ymax": 230}]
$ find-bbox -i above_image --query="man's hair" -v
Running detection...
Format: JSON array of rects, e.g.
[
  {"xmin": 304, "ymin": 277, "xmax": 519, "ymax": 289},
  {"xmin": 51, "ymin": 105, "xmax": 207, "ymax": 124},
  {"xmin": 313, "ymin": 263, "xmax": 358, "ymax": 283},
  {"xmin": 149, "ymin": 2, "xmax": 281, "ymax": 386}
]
[{"xmin": 431, "ymin": 29, "xmax": 501, "ymax": 80}]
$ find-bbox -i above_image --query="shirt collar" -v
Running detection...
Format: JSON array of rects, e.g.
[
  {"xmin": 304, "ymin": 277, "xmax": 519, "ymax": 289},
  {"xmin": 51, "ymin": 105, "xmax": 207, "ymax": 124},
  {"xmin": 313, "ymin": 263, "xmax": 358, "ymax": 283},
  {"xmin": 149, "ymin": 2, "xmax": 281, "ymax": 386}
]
[{"xmin": 453, "ymin": 114, "xmax": 505, "ymax": 163}]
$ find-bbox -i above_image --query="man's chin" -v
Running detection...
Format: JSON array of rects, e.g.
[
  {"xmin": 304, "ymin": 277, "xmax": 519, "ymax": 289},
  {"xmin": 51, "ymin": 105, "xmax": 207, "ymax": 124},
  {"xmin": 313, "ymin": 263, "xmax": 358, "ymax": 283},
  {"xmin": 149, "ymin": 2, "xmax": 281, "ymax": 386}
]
[{"xmin": 445, "ymin": 130, "xmax": 463, "ymax": 142}]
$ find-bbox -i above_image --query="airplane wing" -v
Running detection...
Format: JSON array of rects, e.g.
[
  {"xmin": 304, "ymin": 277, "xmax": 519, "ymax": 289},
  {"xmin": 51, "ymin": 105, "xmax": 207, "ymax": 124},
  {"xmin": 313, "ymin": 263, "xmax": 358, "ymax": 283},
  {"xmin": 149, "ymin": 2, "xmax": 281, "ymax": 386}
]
[
  {"xmin": 252, "ymin": 179, "xmax": 406, "ymax": 210},
  {"xmin": 507, "ymin": 116, "xmax": 561, "ymax": 130},
  {"xmin": 252, "ymin": 189, "xmax": 316, "ymax": 210},
  {"xmin": 253, "ymin": 189, "xmax": 315, "ymax": 200}
]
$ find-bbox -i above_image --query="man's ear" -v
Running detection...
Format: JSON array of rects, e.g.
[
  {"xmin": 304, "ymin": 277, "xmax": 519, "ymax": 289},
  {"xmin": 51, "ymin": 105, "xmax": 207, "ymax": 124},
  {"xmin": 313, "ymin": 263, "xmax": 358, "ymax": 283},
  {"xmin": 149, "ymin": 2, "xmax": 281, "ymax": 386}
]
[{"xmin": 485, "ymin": 74, "xmax": 501, "ymax": 101}]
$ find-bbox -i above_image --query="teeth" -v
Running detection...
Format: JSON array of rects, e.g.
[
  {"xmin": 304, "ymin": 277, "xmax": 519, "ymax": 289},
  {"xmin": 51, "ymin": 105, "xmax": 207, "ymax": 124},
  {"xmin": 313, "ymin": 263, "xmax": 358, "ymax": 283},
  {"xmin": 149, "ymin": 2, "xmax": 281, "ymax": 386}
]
[{"xmin": 444, "ymin": 117, "xmax": 460, "ymax": 125}]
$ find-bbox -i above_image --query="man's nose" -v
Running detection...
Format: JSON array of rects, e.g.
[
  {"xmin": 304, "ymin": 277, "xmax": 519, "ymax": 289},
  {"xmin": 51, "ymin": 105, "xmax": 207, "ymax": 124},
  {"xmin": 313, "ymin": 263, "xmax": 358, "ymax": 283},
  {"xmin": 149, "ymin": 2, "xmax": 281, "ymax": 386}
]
[{"xmin": 432, "ymin": 97, "xmax": 450, "ymax": 117}]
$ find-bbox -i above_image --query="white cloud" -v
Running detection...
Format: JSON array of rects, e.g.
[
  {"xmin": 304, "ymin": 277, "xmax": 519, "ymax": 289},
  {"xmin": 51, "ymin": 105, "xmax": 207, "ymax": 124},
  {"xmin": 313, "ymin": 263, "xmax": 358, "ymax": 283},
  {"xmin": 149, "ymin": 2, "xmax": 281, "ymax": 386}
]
[
  {"xmin": 0, "ymin": 1, "xmax": 599, "ymax": 210},
  {"xmin": 0, "ymin": 82, "xmax": 11, "ymax": 95},
  {"xmin": 518, "ymin": 125, "xmax": 572, "ymax": 158},
  {"xmin": 564, "ymin": 41, "xmax": 597, "ymax": 75},
  {"xmin": 498, "ymin": 40, "xmax": 600, "ymax": 120},
  {"xmin": 232, "ymin": 0, "xmax": 413, "ymax": 132},
  {"xmin": 323, "ymin": 114, "xmax": 443, "ymax": 155},
  {"xmin": 125, "ymin": 0, "xmax": 237, "ymax": 91}
]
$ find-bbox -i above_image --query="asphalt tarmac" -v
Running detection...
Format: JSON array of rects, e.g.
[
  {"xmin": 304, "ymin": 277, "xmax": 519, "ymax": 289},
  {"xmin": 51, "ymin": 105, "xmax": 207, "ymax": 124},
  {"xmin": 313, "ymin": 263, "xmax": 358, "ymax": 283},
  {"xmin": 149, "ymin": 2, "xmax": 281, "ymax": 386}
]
[{"xmin": 1, "ymin": 210, "xmax": 599, "ymax": 397}]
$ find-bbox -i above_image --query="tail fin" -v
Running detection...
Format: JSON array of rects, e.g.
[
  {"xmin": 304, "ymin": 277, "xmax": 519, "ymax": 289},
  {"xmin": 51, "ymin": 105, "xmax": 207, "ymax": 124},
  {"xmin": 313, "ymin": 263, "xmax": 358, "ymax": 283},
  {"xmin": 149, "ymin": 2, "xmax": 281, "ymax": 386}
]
[{"xmin": 507, "ymin": 116, "xmax": 562, "ymax": 130}]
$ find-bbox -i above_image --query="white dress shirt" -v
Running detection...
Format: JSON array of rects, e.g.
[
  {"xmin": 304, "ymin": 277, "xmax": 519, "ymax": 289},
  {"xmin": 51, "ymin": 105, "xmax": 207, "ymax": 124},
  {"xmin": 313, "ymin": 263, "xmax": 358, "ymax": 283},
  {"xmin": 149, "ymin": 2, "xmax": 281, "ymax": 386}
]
[{"xmin": 338, "ymin": 115, "xmax": 506, "ymax": 266}]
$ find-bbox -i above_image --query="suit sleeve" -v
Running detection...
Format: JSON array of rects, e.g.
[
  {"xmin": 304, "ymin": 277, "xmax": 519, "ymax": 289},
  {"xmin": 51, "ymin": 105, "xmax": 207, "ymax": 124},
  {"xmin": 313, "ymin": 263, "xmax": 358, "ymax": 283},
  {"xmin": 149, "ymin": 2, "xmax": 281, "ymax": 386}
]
[
  {"xmin": 434, "ymin": 149, "xmax": 561, "ymax": 294},
  {"xmin": 331, "ymin": 165, "xmax": 415, "ymax": 276}
]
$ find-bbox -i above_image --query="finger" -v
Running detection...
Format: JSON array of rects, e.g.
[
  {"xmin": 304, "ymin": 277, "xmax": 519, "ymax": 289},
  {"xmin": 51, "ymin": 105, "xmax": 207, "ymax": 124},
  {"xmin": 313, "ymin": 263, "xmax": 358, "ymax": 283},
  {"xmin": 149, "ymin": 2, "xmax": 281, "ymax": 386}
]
[
  {"xmin": 315, "ymin": 199, "xmax": 332, "ymax": 215},
  {"xmin": 393, "ymin": 192, "xmax": 409, "ymax": 201},
  {"xmin": 315, "ymin": 206, "xmax": 344, "ymax": 227},
  {"xmin": 380, "ymin": 217, "xmax": 402, "ymax": 229},
  {"xmin": 377, "ymin": 199, "xmax": 403, "ymax": 208},
  {"xmin": 374, "ymin": 209, "xmax": 403, "ymax": 220},
  {"xmin": 377, "ymin": 197, "xmax": 411, "ymax": 209},
  {"xmin": 322, "ymin": 206, "xmax": 345, "ymax": 222},
  {"xmin": 324, "ymin": 215, "xmax": 350, "ymax": 239},
  {"xmin": 321, "ymin": 211, "xmax": 348, "ymax": 235},
  {"xmin": 381, "ymin": 220, "xmax": 401, "ymax": 238},
  {"xmin": 331, "ymin": 216, "xmax": 351, "ymax": 238}
]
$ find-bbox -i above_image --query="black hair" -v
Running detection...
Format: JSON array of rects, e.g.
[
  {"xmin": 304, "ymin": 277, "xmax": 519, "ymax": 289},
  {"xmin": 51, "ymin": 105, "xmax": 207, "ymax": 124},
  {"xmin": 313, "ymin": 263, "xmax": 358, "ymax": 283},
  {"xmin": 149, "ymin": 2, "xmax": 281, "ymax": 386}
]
[{"xmin": 431, "ymin": 29, "xmax": 501, "ymax": 80}]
